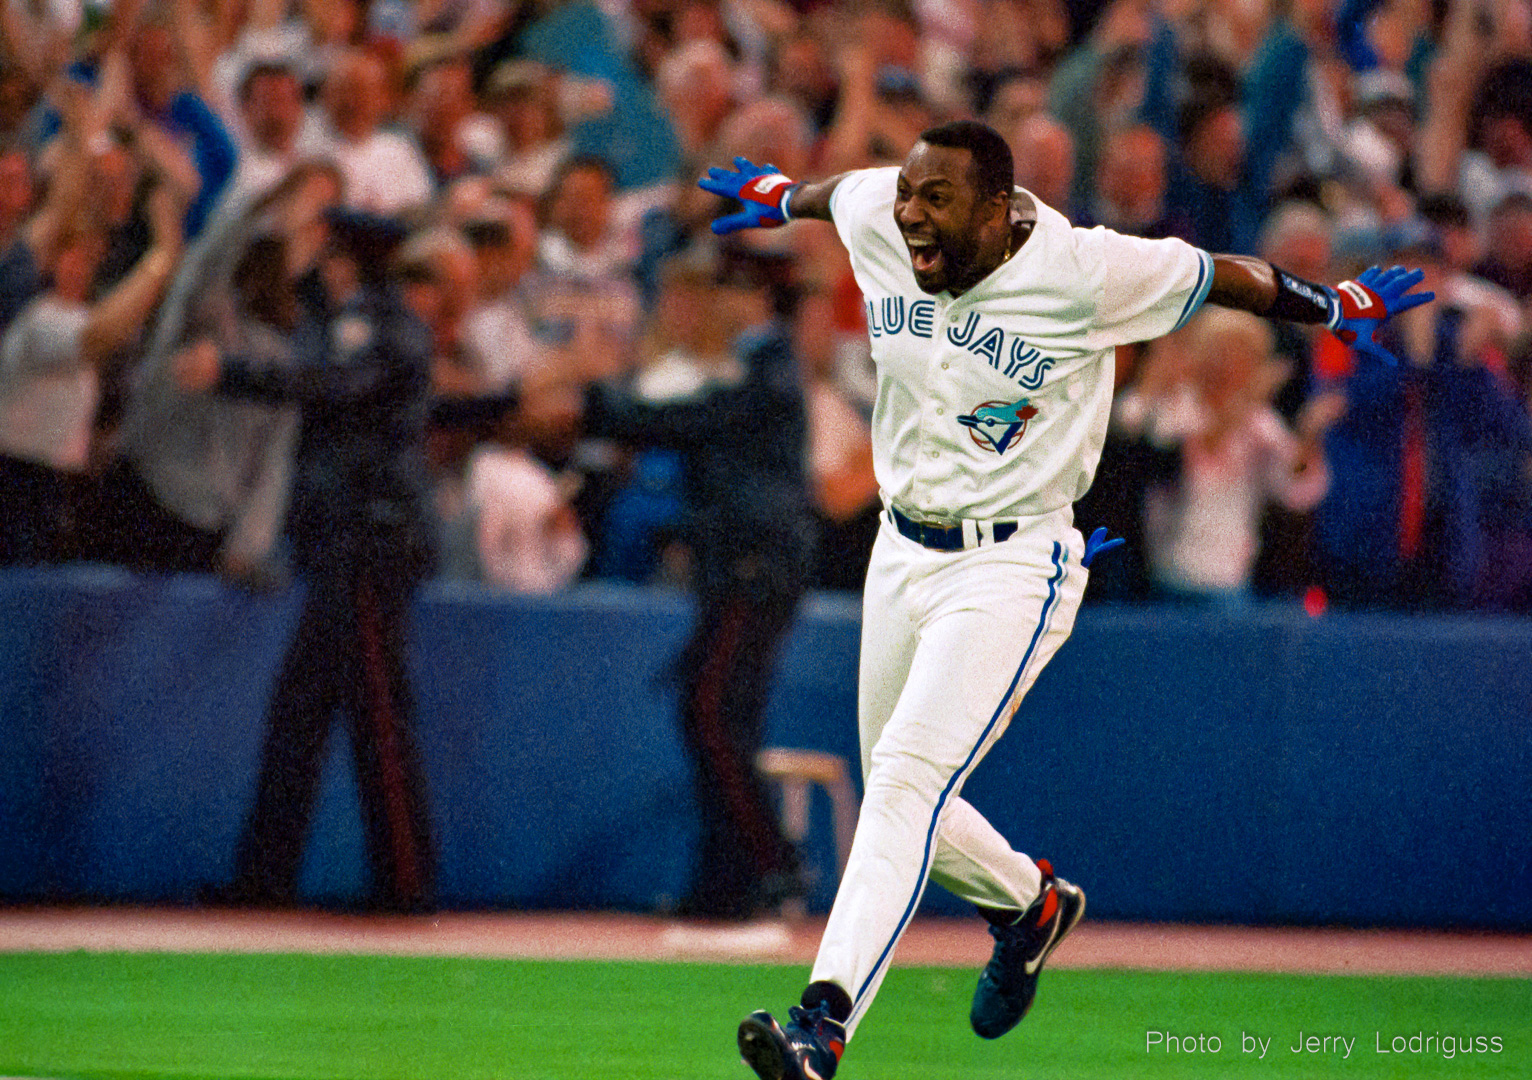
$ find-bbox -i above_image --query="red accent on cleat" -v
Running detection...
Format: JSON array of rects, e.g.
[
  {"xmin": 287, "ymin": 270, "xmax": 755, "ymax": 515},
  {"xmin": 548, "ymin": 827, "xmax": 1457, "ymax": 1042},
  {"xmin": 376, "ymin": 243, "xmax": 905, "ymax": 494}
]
[{"xmin": 1038, "ymin": 887, "xmax": 1059, "ymax": 925}]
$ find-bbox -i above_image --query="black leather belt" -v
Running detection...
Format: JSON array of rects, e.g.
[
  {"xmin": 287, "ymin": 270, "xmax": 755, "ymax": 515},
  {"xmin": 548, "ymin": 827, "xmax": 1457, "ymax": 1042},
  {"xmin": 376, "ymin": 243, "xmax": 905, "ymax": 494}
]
[{"xmin": 889, "ymin": 507, "xmax": 1018, "ymax": 551}]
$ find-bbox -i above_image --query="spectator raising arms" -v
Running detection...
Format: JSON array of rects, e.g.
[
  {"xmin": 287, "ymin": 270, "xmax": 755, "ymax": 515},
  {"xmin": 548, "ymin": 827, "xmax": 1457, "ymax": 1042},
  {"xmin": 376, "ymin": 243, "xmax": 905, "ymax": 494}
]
[
  {"xmin": 0, "ymin": 177, "xmax": 184, "ymax": 564},
  {"xmin": 1116, "ymin": 309, "xmax": 1341, "ymax": 605},
  {"xmin": 0, "ymin": 0, "xmax": 1527, "ymax": 628}
]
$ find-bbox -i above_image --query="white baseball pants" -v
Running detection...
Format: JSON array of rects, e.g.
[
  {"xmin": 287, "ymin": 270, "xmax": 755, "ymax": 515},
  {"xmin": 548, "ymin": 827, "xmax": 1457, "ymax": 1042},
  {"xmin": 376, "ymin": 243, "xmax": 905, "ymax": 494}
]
[{"xmin": 810, "ymin": 506, "xmax": 1086, "ymax": 1037}]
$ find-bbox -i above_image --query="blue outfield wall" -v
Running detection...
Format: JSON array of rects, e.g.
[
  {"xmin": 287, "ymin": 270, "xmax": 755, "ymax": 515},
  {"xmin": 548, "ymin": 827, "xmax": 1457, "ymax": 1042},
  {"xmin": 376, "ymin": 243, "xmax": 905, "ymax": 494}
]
[{"xmin": 0, "ymin": 566, "xmax": 1528, "ymax": 928}]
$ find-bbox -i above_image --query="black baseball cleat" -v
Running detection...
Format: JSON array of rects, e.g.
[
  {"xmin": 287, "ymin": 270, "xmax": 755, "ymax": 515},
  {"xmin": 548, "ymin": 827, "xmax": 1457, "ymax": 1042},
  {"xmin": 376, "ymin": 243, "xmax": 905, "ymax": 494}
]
[
  {"xmin": 969, "ymin": 858, "xmax": 1086, "ymax": 1039},
  {"xmin": 738, "ymin": 1003, "xmax": 846, "ymax": 1080}
]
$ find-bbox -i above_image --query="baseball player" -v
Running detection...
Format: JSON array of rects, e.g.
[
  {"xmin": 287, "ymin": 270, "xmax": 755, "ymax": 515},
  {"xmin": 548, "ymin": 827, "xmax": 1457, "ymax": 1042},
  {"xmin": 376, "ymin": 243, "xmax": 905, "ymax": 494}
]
[{"xmin": 698, "ymin": 120, "xmax": 1433, "ymax": 1080}]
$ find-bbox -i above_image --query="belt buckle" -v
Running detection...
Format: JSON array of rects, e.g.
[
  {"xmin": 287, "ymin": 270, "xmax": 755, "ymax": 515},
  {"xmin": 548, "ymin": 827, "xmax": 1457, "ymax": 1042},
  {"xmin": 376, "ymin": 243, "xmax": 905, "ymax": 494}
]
[
  {"xmin": 917, "ymin": 517, "xmax": 959, "ymax": 550},
  {"xmin": 893, "ymin": 507, "xmax": 993, "ymax": 551}
]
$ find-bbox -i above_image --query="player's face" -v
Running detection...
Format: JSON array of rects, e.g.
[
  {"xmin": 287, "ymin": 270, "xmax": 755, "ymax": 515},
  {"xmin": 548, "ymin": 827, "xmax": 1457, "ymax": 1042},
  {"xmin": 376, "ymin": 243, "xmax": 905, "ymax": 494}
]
[{"xmin": 895, "ymin": 142, "xmax": 1002, "ymax": 295}]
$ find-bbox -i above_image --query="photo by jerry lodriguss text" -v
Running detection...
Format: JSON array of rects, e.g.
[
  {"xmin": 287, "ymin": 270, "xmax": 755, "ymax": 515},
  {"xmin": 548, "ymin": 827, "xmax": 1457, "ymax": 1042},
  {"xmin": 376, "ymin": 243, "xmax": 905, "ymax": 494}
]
[{"xmin": 1146, "ymin": 1030, "xmax": 1505, "ymax": 1059}]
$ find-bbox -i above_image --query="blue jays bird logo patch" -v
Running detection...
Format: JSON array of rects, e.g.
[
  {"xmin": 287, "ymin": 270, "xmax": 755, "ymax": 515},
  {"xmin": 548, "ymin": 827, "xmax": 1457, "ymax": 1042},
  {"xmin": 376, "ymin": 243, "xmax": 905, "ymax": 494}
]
[{"xmin": 958, "ymin": 399, "xmax": 1039, "ymax": 454}]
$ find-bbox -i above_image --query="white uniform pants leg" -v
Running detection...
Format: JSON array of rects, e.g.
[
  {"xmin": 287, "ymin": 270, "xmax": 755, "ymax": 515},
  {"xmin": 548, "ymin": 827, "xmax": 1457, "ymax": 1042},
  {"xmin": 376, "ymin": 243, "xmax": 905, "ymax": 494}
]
[{"xmin": 810, "ymin": 511, "xmax": 1086, "ymax": 1038}]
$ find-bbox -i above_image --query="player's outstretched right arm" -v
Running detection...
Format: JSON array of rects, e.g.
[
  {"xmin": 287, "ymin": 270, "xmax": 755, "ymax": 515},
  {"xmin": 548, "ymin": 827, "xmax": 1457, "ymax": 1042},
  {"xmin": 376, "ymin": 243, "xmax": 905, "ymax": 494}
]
[{"xmin": 697, "ymin": 156, "xmax": 846, "ymax": 233}]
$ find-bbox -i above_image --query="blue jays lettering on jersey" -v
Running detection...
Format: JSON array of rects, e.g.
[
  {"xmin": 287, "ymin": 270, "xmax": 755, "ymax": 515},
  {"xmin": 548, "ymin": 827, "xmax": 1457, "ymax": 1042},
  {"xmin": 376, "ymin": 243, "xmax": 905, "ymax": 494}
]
[
  {"xmin": 866, "ymin": 296, "xmax": 1057, "ymax": 392},
  {"xmin": 828, "ymin": 166, "xmax": 1213, "ymax": 523}
]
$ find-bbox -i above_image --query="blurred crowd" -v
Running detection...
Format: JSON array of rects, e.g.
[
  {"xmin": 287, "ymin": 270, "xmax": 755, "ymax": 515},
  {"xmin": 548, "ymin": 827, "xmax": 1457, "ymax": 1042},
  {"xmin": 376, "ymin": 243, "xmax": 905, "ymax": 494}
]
[{"xmin": 2, "ymin": 0, "xmax": 1532, "ymax": 613}]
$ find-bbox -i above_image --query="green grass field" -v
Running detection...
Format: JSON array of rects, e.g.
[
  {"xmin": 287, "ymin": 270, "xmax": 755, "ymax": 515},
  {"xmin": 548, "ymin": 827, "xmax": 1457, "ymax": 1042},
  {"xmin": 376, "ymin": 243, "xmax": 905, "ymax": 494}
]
[{"xmin": 0, "ymin": 952, "xmax": 1526, "ymax": 1079}]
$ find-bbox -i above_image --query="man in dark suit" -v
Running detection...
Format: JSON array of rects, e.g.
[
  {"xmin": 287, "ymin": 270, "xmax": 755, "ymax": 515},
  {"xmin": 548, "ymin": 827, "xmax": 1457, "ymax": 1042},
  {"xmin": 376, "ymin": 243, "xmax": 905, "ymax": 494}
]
[
  {"xmin": 179, "ymin": 208, "xmax": 439, "ymax": 912},
  {"xmin": 581, "ymin": 242, "xmax": 814, "ymax": 919}
]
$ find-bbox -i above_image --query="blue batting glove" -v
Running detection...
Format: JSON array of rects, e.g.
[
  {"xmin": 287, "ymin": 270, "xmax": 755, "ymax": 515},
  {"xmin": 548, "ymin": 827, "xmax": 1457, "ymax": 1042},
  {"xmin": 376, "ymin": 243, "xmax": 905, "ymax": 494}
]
[
  {"xmin": 1082, "ymin": 527, "xmax": 1125, "ymax": 568},
  {"xmin": 698, "ymin": 156, "xmax": 798, "ymax": 234},
  {"xmin": 1327, "ymin": 265, "xmax": 1435, "ymax": 366}
]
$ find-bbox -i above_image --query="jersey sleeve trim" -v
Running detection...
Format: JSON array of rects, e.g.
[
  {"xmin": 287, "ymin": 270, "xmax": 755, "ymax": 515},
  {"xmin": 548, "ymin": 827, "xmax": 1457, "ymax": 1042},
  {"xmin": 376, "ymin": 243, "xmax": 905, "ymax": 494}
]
[
  {"xmin": 1170, "ymin": 249, "xmax": 1215, "ymax": 333},
  {"xmin": 827, "ymin": 169, "xmax": 867, "ymax": 225}
]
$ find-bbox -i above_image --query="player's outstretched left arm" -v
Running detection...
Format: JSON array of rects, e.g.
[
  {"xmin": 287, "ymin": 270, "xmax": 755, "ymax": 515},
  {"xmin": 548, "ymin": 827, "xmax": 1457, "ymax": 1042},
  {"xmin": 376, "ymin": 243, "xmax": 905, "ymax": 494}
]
[
  {"xmin": 697, "ymin": 156, "xmax": 846, "ymax": 233},
  {"xmin": 1205, "ymin": 255, "xmax": 1435, "ymax": 365}
]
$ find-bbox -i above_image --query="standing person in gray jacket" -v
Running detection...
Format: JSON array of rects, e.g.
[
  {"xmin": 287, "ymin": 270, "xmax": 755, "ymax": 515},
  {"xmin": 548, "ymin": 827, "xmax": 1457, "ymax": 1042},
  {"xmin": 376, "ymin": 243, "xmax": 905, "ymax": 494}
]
[{"xmin": 88, "ymin": 162, "xmax": 341, "ymax": 577}]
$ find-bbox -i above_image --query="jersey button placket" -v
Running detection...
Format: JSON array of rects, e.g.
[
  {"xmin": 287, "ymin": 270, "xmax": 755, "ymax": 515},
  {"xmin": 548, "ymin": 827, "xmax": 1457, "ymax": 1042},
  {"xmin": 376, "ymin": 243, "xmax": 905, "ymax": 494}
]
[
  {"xmin": 910, "ymin": 303, "xmax": 947, "ymax": 491},
  {"xmin": 925, "ymin": 294, "xmax": 962, "ymax": 484},
  {"xmin": 919, "ymin": 301, "xmax": 963, "ymax": 485}
]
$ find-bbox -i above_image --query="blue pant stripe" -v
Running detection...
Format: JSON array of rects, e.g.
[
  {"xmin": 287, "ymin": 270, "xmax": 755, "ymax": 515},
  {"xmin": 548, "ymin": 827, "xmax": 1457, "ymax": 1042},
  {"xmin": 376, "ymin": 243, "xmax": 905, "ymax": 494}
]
[{"xmin": 852, "ymin": 542, "xmax": 1069, "ymax": 1015}]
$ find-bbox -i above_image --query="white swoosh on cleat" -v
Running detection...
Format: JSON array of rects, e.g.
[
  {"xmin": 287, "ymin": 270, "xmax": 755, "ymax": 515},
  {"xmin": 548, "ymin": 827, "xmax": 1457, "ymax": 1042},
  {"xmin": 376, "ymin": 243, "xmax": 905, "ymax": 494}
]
[
  {"xmin": 1023, "ymin": 916, "xmax": 1064, "ymax": 976},
  {"xmin": 1024, "ymin": 889, "xmax": 1084, "ymax": 975}
]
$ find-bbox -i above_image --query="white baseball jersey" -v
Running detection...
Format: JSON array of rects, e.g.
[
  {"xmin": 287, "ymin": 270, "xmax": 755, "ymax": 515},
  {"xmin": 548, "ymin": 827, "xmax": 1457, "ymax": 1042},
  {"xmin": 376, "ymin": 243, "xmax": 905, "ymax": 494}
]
[{"xmin": 829, "ymin": 166, "xmax": 1213, "ymax": 523}]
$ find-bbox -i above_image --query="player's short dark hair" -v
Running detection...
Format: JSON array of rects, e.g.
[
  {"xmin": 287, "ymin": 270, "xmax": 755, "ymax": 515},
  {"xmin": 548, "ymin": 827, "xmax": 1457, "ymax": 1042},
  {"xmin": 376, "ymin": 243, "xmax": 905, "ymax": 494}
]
[{"xmin": 917, "ymin": 120, "xmax": 1013, "ymax": 198}]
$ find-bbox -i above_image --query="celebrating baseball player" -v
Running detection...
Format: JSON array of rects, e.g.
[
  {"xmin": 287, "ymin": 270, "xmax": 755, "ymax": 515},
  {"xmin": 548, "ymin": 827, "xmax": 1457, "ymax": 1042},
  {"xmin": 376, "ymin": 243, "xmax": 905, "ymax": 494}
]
[{"xmin": 700, "ymin": 119, "xmax": 1433, "ymax": 1080}]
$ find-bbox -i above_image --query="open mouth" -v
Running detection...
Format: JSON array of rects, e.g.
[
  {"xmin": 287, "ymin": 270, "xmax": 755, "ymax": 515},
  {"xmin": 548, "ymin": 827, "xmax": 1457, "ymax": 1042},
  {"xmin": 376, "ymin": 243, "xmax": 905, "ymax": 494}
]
[{"xmin": 905, "ymin": 235, "xmax": 942, "ymax": 276}]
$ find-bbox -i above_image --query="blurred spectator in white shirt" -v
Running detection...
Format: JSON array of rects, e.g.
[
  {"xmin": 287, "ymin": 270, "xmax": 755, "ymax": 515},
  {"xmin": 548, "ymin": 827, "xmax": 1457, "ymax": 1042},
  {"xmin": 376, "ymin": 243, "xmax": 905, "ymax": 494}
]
[
  {"xmin": 403, "ymin": 46, "xmax": 498, "ymax": 189},
  {"xmin": 535, "ymin": 154, "xmax": 641, "ymax": 356},
  {"xmin": 483, "ymin": 59, "xmax": 612, "ymax": 202},
  {"xmin": 485, "ymin": 60, "xmax": 570, "ymax": 201},
  {"xmin": 460, "ymin": 197, "xmax": 546, "ymax": 393},
  {"xmin": 296, "ymin": 47, "xmax": 433, "ymax": 214},
  {"xmin": 461, "ymin": 435, "xmax": 588, "ymax": 594},
  {"xmin": 230, "ymin": 60, "xmax": 308, "ymax": 200},
  {"xmin": 538, "ymin": 153, "xmax": 635, "ymax": 281},
  {"xmin": 1115, "ymin": 309, "xmax": 1342, "ymax": 603}
]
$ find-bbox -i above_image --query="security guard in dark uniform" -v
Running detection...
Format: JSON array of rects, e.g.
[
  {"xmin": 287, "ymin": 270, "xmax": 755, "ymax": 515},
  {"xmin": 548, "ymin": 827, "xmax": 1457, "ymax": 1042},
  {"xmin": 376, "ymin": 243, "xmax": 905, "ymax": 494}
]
[
  {"xmin": 194, "ymin": 209, "xmax": 440, "ymax": 911},
  {"xmin": 582, "ymin": 242, "xmax": 815, "ymax": 918}
]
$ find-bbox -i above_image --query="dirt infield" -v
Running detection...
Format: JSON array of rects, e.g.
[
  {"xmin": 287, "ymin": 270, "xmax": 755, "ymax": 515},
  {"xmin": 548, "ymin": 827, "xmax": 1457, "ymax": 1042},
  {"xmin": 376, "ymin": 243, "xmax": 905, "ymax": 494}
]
[{"xmin": 1, "ymin": 907, "xmax": 1528, "ymax": 977}]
